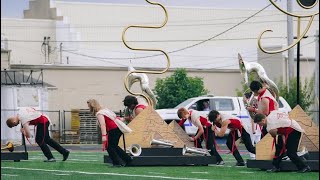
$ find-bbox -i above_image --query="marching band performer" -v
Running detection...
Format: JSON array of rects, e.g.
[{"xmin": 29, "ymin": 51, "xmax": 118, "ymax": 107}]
[
  {"xmin": 87, "ymin": 99, "xmax": 132, "ymax": 167},
  {"xmin": 6, "ymin": 107, "xmax": 69, "ymax": 162},
  {"xmin": 208, "ymin": 110, "xmax": 255, "ymax": 166},
  {"xmin": 123, "ymin": 95, "xmax": 147, "ymax": 124},
  {"xmin": 177, "ymin": 108, "xmax": 224, "ymax": 165},
  {"xmin": 254, "ymin": 111, "xmax": 311, "ymax": 173}
]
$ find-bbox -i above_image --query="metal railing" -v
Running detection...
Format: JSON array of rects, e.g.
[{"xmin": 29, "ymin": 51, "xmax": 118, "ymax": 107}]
[{"xmin": 1, "ymin": 69, "xmax": 43, "ymax": 86}]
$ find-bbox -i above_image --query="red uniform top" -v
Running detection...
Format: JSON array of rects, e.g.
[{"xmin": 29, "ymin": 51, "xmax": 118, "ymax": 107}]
[
  {"xmin": 199, "ymin": 116, "xmax": 212, "ymax": 127},
  {"xmin": 215, "ymin": 119, "xmax": 242, "ymax": 130},
  {"xmin": 103, "ymin": 115, "xmax": 118, "ymax": 132},
  {"xmin": 136, "ymin": 104, "xmax": 146, "ymax": 110},
  {"xmin": 258, "ymin": 89, "xmax": 276, "ymax": 115},
  {"xmin": 29, "ymin": 115, "xmax": 49, "ymax": 125}
]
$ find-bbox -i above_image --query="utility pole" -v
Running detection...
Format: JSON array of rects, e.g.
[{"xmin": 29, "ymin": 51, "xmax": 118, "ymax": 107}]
[
  {"xmin": 294, "ymin": 34, "xmax": 308, "ymax": 106},
  {"xmin": 316, "ymin": 30, "xmax": 319, "ymax": 123},
  {"xmin": 287, "ymin": 0, "xmax": 294, "ymax": 87},
  {"xmin": 60, "ymin": 43, "xmax": 63, "ymax": 64}
]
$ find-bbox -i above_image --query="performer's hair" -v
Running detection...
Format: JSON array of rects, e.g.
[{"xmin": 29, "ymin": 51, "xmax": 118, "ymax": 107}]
[
  {"xmin": 6, "ymin": 118, "xmax": 16, "ymax": 128},
  {"xmin": 123, "ymin": 95, "xmax": 138, "ymax": 107},
  {"xmin": 177, "ymin": 108, "xmax": 188, "ymax": 119},
  {"xmin": 244, "ymin": 92, "xmax": 252, "ymax": 99},
  {"xmin": 208, "ymin": 110, "xmax": 220, "ymax": 123},
  {"xmin": 249, "ymin": 80, "xmax": 262, "ymax": 92},
  {"xmin": 87, "ymin": 99, "xmax": 101, "ymax": 115},
  {"xmin": 254, "ymin": 113, "xmax": 266, "ymax": 123}
]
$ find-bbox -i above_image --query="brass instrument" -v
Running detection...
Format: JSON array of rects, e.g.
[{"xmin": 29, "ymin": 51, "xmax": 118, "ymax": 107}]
[
  {"xmin": 150, "ymin": 139, "xmax": 174, "ymax": 148},
  {"xmin": 238, "ymin": 53, "xmax": 279, "ymax": 118},
  {"xmin": 182, "ymin": 145, "xmax": 210, "ymax": 156},
  {"xmin": 1, "ymin": 142, "xmax": 14, "ymax": 152},
  {"xmin": 126, "ymin": 144, "xmax": 142, "ymax": 156}
]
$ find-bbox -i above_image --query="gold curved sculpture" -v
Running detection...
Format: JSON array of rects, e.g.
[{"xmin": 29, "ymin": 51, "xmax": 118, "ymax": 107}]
[
  {"xmin": 258, "ymin": 0, "xmax": 319, "ymax": 54},
  {"xmin": 122, "ymin": 0, "xmax": 170, "ymax": 107}
]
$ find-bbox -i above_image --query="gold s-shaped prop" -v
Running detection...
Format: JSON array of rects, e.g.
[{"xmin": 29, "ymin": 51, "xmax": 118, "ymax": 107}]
[
  {"xmin": 258, "ymin": 0, "xmax": 319, "ymax": 54},
  {"xmin": 122, "ymin": 0, "xmax": 170, "ymax": 107}
]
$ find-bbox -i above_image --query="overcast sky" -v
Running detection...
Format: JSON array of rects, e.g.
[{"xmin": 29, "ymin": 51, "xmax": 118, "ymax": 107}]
[{"xmin": 2, "ymin": 0, "xmax": 318, "ymax": 18}]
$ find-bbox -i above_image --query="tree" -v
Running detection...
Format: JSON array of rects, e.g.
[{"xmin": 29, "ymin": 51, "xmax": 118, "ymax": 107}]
[
  {"xmin": 235, "ymin": 76, "xmax": 315, "ymax": 112},
  {"xmin": 277, "ymin": 77, "xmax": 315, "ymax": 112},
  {"xmin": 153, "ymin": 69, "xmax": 208, "ymax": 109}
]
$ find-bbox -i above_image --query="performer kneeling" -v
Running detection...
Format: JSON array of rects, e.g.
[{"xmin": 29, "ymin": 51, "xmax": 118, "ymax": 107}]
[
  {"xmin": 254, "ymin": 111, "xmax": 311, "ymax": 173},
  {"xmin": 87, "ymin": 99, "xmax": 133, "ymax": 167},
  {"xmin": 208, "ymin": 110, "xmax": 255, "ymax": 166},
  {"xmin": 177, "ymin": 108, "xmax": 224, "ymax": 165},
  {"xmin": 6, "ymin": 107, "xmax": 69, "ymax": 162}
]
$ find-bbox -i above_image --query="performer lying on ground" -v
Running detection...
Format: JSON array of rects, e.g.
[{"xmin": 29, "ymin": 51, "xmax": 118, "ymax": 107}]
[
  {"xmin": 177, "ymin": 108, "xmax": 224, "ymax": 165},
  {"xmin": 208, "ymin": 110, "xmax": 256, "ymax": 166},
  {"xmin": 87, "ymin": 99, "xmax": 132, "ymax": 167},
  {"xmin": 6, "ymin": 107, "xmax": 69, "ymax": 162},
  {"xmin": 123, "ymin": 95, "xmax": 147, "ymax": 124},
  {"xmin": 254, "ymin": 111, "xmax": 311, "ymax": 173}
]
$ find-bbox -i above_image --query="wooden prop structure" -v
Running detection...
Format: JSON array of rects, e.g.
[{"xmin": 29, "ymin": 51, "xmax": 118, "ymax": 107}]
[
  {"xmin": 247, "ymin": 105, "xmax": 319, "ymax": 171},
  {"xmin": 105, "ymin": 107, "xmax": 217, "ymax": 166}
]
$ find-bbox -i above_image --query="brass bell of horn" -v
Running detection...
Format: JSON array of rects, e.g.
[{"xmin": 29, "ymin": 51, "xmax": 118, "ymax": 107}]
[
  {"xmin": 150, "ymin": 139, "xmax": 174, "ymax": 148},
  {"xmin": 126, "ymin": 144, "xmax": 142, "ymax": 156},
  {"xmin": 182, "ymin": 145, "xmax": 210, "ymax": 156},
  {"xmin": 1, "ymin": 142, "xmax": 14, "ymax": 152}
]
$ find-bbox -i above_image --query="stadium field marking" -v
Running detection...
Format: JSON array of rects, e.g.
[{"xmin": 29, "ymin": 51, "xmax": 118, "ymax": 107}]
[
  {"xmin": 28, "ymin": 157, "xmax": 99, "ymax": 162},
  {"xmin": 239, "ymin": 171, "xmax": 254, "ymax": 174},
  {"xmin": 53, "ymin": 173, "xmax": 70, "ymax": 176},
  {"xmin": 2, "ymin": 167, "xmax": 211, "ymax": 180},
  {"xmin": 1, "ymin": 174, "xmax": 18, "ymax": 177},
  {"xmin": 191, "ymin": 172, "xmax": 209, "ymax": 174},
  {"xmin": 147, "ymin": 172, "xmax": 167, "ymax": 175}
]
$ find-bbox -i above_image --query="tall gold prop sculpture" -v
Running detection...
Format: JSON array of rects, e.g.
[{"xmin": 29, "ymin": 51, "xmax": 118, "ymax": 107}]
[{"xmin": 122, "ymin": 0, "xmax": 170, "ymax": 108}]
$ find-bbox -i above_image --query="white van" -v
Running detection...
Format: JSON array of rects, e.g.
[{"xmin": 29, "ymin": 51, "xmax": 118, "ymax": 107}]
[{"xmin": 156, "ymin": 96, "xmax": 292, "ymax": 135}]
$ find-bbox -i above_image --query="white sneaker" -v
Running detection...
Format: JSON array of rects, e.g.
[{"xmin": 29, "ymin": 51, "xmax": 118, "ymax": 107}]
[{"xmin": 216, "ymin": 161, "xmax": 225, "ymax": 165}]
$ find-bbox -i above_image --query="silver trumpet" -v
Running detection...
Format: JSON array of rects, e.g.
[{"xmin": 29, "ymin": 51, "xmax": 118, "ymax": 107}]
[
  {"xmin": 150, "ymin": 139, "xmax": 174, "ymax": 148},
  {"xmin": 126, "ymin": 144, "xmax": 142, "ymax": 156},
  {"xmin": 182, "ymin": 145, "xmax": 210, "ymax": 156}
]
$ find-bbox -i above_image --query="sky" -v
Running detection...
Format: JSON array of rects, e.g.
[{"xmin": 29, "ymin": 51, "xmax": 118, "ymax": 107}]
[{"xmin": 2, "ymin": 0, "xmax": 318, "ymax": 18}]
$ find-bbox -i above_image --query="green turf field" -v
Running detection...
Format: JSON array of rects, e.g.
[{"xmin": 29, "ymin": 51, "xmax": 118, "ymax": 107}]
[{"xmin": 1, "ymin": 151, "xmax": 319, "ymax": 180}]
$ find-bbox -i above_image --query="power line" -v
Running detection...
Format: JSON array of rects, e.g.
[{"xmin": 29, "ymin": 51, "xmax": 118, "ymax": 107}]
[{"xmin": 4, "ymin": 36, "xmax": 287, "ymax": 43}]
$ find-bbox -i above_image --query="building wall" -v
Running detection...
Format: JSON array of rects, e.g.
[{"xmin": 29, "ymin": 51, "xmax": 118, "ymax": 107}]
[{"xmin": 11, "ymin": 65, "xmax": 242, "ymax": 111}]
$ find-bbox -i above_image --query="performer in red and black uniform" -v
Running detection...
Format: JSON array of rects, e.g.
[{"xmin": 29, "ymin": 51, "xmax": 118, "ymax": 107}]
[
  {"xmin": 87, "ymin": 99, "xmax": 132, "ymax": 167},
  {"xmin": 208, "ymin": 110, "xmax": 255, "ymax": 166},
  {"xmin": 254, "ymin": 111, "xmax": 311, "ymax": 173},
  {"xmin": 123, "ymin": 95, "xmax": 147, "ymax": 124},
  {"xmin": 6, "ymin": 107, "xmax": 69, "ymax": 162},
  {"xmin": 247, "ymin": 81, "xmax": 278, "ymax": 138},
  {"xmin": 177, "ymin": 108, "xmax": 224, "ymax": 165}
]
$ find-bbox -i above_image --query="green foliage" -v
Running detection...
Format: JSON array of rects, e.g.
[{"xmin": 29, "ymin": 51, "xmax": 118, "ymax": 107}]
[
  {"xmin": 277, "ymin": 77, "xmax": 315, "ymax": 111},
  {"xmin": 235, "ymin": 75, "xmax": 255, "ymax": 97},
  {"xmin": 153, "ymin": 68, "xmax": 208, "ymax": 109}
]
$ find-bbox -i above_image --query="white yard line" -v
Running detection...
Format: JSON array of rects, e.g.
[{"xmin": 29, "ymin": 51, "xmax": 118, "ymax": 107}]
[
  {"xmin": 191, "ymin": 172, "xmax": 209, "ymax": 174},
  {"xmin": 2, "ymin": 167, "xmax": 211, "ymax": 180},
  {"xmin": 53, "ymin": 173, "xmax": 71, "ymax": 176},
  {"xmin": 239, "ymin": 171, "xmax": 254, "ymax": 174},
  {"xmin": 147, "ymin": 172, "xmax": 167, "ymax": 175},
  {"xmin": 1, "ymin": 174, "xmax": 18, "ymax": 176}
]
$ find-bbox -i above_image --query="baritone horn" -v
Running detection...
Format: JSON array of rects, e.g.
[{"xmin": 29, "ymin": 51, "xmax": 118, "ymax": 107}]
[
  {"xmin": 150, "ymin": 139, "xmax": 174, "ymax": 148},
  {"xmin": 127, "ymin": 144, "xmax": 142, "ymax": 156},
  {"xmin": 182, "ymin": 145, "xmax": 210, "ymax": 156},
  {"xmin": 1, "ymin": 142, "xmax": 14, "ymax": 152},
  {"xmin": 238, "ymin": 53, "xmax": 279, "ymax": 118}
]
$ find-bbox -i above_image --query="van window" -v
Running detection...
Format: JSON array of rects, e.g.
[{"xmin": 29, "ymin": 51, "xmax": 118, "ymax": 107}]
[
  {"xmin": 278, "ymin": 100, "xmax": 284, "ymax": 108},
  {"xmin": 212, "ymin": 99, "xmax": 234, "ymax": 111}
]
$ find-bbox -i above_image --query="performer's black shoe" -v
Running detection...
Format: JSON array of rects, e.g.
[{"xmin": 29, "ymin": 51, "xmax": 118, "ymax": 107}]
[
  {"xmin": 44, "ymin": 158, "xmax": 56, "ymax": 162},
  {"xmin": 235, "ymin": 162, "xmax": 245, "ymax": 166},
  {"xmin": 63, "ymin": 151, "xmax": 70, "ymax": 161},
  {"xmin": 266, "ymin": 167, "xmax": 280, "ymax": 173},
  {"xmin": 297, "ymin": 166, "xmax": 311, "ymax": 173}
]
